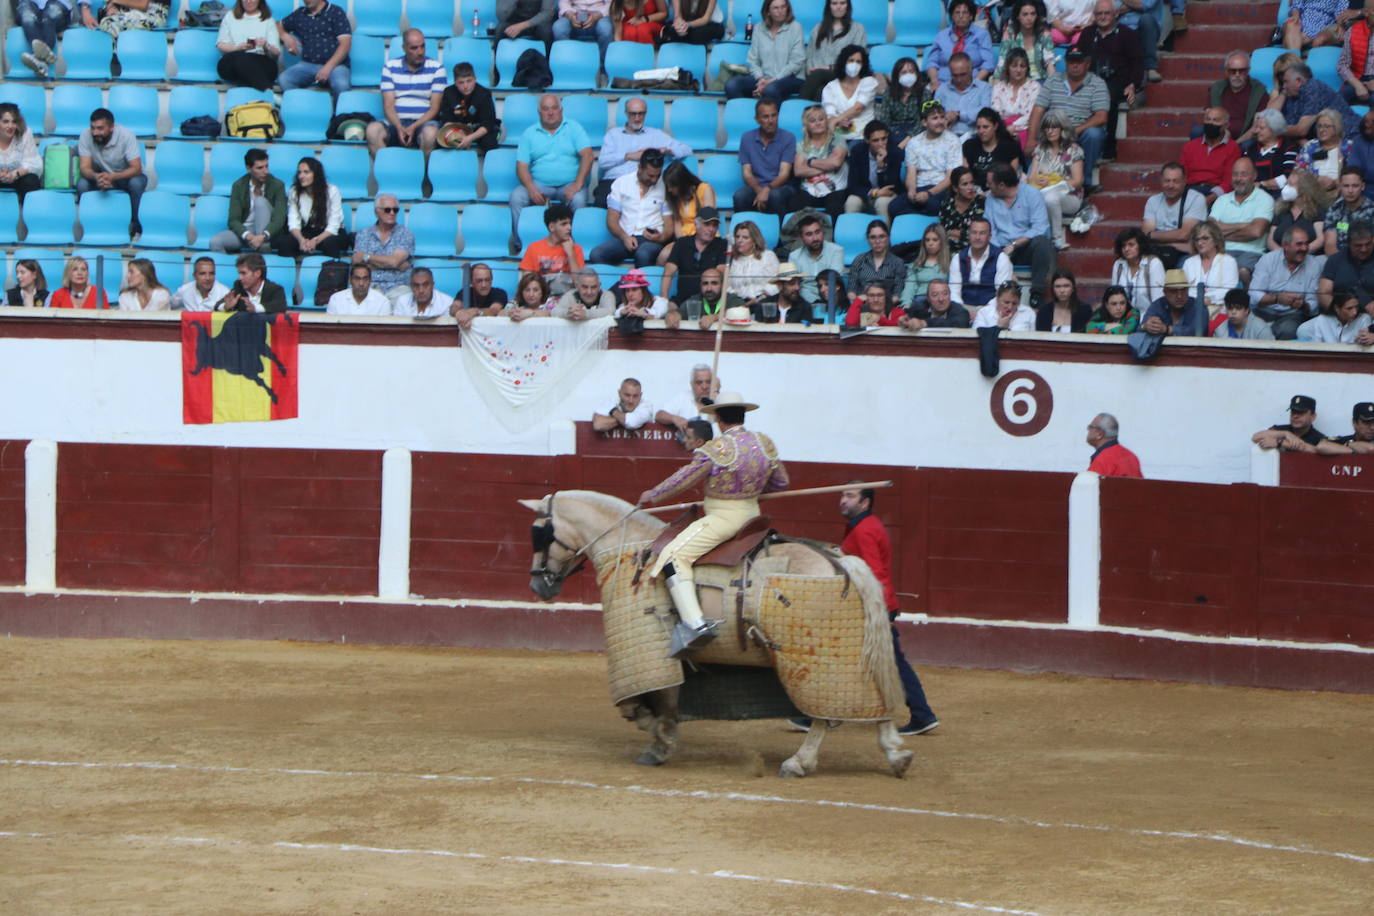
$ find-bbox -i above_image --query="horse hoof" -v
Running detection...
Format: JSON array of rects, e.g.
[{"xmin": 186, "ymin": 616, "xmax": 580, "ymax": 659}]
[
  {"xmin": 778, "ymin": 759, "xmax": 807, "ymax": 778},
  {"xmin": 889, "ymin": 750, "xmax": 914, "ymax": 778},
  {"xmin": 635, "ymin": 751, "xmax": 666, "ymax": 766}
]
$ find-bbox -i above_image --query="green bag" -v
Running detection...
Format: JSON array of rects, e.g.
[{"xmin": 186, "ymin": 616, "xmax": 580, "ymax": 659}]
[
  {"xmin": 42, "ymin": 143, "xmax": 77, "ymax": 190},
  {"xmin": 709, "ymin": 62, "xmax": 749, "ymax": 94}
]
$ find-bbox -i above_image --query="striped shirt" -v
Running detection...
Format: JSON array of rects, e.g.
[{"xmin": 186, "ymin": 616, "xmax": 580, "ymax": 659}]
[
  {"xmin": 1033, "ymin": 73, "xmax": 1109, "ymax": 128},
  {"xmin": 380, "ymin": 56, "xmax": 446, "ymax": 122}
]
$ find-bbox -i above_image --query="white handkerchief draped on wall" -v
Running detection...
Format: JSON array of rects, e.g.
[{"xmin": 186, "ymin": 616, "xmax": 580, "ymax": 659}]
[{"xmin": 459, "ymin": 316, "xmax": 614, "ymax": 431}]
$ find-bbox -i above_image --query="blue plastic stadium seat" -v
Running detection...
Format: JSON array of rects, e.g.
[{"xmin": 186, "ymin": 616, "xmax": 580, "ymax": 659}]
[
  {"xmin": 22, "ymin": 190, "xmax": 77, "ymax": 246},
  {"xmin": 319, "ymin": 145, "xmax": 371, "ymax": 198},
  {"xmin": 51, "ymin": 85, "xmax": 103, "ymax": 137},
  {"xmin": 487, "ymin": 263, "xmax": 519, "ymax": 295},
  {"xmin": 869, "ymin": 45, "xmax": 919, "ymax": 81},
  {"xmin": 115, "ymin": 30, "xmax": 168, "ymax": 81},
  {"xmin": 572, "ymin": 206, "xmax": 613, "ymax": 253},
  {"xmin": 458, "ymin": 204, "xmax": 514, "ymax": 258},
  {"xmin": 604, "ymin": 41, "xmax": 654, "ymax": 85},
  {"xmin": 1250, "ymin": 47, "xmax": 1285, "ymax": 91},
  {"xmin": 517, "ymin": 204, "xmax": 547, "ymax": 247},
  {"xmin": 707, "ymin": 42, "xmax": 748, "ymax": 88},
  {"xmin": 79, "ymin": 191, "xmax": 132, "ymax": 246},
  {"xmin": 172, "ymin": 29, "xmax": 220, "ymax": 82},
  {"xmin": 778, "ymin": 98, "xmax": 810, "ymax": 133},
  {"xmin": 210, "ymin": 143, "xmax": 253, "ymax": 195},
  {"xmin": 893, "ymin": 5, "xmax": 944, "ymax": 46},
  {"xmin": 1308, "ymin": 47, "xmax": 1340, "ymax": 87},
  {"xmin": 722, "ymin": 97, "xmax": 757, "ymax": 151},
  {"xmin": 58, "ymin": 28, "xmax": 112, "ymax": 80},
  {"xmin": 225, "ymin": 87, "xmax": 274, "ymax": 112},
  {"xmin": 0, "ymin": 195, "xmax": 19, "ymax": 244},
  {"xmin": 6, "ymin": 26, "xmax": 43, "ymax": 78},
  {"xmin": 562, "ymin": 95, "xmax": 609, "ymax": 141},
  {"xmin": 891, "ymin": 213, "xmax": 937, "ymax": 248},
  {"xmin": 133, "ymin": 190, "xmax": 191, "ymax": 247},
  {"xmin": 0, "ymin": 82, "xmax": 46, "ymax": 131},
  {"xmin": 501, "ymin": 94, "xmax": 539, "ymax": 141},
  {"xmin": 406, "ymin": 202, "xmax": 458, "ymax": 257},
  {"xmin": 334, "ymin": 89, "xmax": 384, "ymax": 123},
  {"xmin": 480, "ymin": 148, "xmax": 520, "ymax": 200},
  {"xmin": 655, "ymin": 43, "xmax": 705, "ymax": 86},
  {"xmin": 550, "ymin": 41, "xmax": 601, "ymax": 91},
  {"xmin": 190, "ymin": 196, "xmax": 228, "ymax": 248},
  {"xmin": 494, "ymin": 38, "xmax": 541, "ymax": 89},
  {"xmin": 354, "ymin": 4, "xmax": 400, "ymax": 36},
  {"xmin": 262, "ymin": 254, "xmax": 297, "ymax": 300},
  {"xmin": 415, "ymin": 259, "xmax": 462, "ymax": 296},
  {"xmin": 794, "ymin": 6, "xmax": 823, "ymax": 38},
  {"xmin": 854, "ymin": 0, "xmax": 892, "ymax": 43},
  {"xmin": 426, "ymin": 149, "xmax": 479, "ymax": 202},
  {"xmin": 409, "ymin": 0, "xmax": 457, "ymax": 37},
  {"xmin": 374, "ymin": 146, "xmax": 426, "ymax": 201},
  {"xmin": 729, "ymin": 211, "xmax": 778, "ymax": 248},
  {"xmin": 703, "ymin": 155, "xmax": 747, "ymax": 210},
  {"xmin": 459, "ymin": 0, "xmax": 499, "ymax": 37},
  {"xmin": 142, "ymin": 252, "xmax": 187, "ymax": 292},
  {"xmin": 297, "ymin": 254, "xmax": 331, "ymax": 308},
  {"xmin": 268, "ymin": 144, "xmax": 316, "ymax": 183},
  {"xmin": 671, "ymin": 97, "xmax": 722, "ymax": 151},
  {"xmin": 280, "ymin": 89, "xmax": 331, "ymax": 141},
  {"xmin": 208, "ymin": 251, "xmax": 242, "ymax": 287},
  {"xmin": 587, "ymin": 262, "xmax": 622, "ymax": 289},
  {"xmin": 833, "ymin": 212, "xmax": 874, "ymax": 255},
  {"xmin": 151, "ymin": 140, "xmax": 207, "ymax": 195},
  {"xmin": 108, "ymin": 85, "xmax": 159, "ymax": 137},
  {"xmin": 168, "ymin": 86, "xmax": 220, "ymax": 137},
  {"xmin": 349, "ymin": 34, "xmax": 388, "ymax": 88},
  {"xmin": 72, "ymin": 248, "xmax": 123, "ymax": 303},
  {"xmin": 441, "ymin": 36, "xmax": 494, "ymax": 82}
]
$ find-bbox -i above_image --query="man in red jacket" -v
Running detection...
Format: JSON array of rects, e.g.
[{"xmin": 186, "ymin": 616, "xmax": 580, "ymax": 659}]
[
  {"xmin": 791, "ymin": 483, "xmax": 939, "ymax": 735},
  {"xmin": 1086, "ymin": 413, "xmax": 1144, "ymax": 478}
]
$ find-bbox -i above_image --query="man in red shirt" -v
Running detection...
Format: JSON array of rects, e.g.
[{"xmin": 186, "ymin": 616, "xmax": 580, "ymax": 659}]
[
  {"xmin": 1086, "ymin": 413, "xmax": 1144, "ymax": 478},
  {"xmin": 791, "ymin": 483, "xmax": 939, "ymax": 735},
  {"xmin": 1176, "ymin": 107, "xmax": 1241, "ymax": 201}
]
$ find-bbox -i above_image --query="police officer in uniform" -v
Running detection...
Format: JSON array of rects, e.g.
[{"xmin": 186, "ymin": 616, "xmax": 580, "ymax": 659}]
[{"xmin": 638, "ymin": 392, "xmax": 789, "ymax": 657}]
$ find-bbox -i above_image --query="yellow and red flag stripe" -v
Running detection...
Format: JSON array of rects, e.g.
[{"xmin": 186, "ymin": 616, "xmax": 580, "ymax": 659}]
[{"xmin": 181, "ymin": 311, "xmax": 299, "ymax": 424}]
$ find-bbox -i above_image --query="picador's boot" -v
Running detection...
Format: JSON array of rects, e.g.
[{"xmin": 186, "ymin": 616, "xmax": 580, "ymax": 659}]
[{"xmin": 663, "ymin": 562, "xmax": 718, "ymax": 657}]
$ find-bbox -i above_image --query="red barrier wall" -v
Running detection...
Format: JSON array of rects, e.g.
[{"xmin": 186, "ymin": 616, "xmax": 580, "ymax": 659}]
[
  {"xmin": 0, "ymin": 440, "xmax": 25, "ymax": 585},
  {"xmin": 1100, "ymin": 478, "xmax": 1374, "ymax": 647},
  {"xmin": 56, "ymin": 444, "xmax": 381, "ymax": 595}
]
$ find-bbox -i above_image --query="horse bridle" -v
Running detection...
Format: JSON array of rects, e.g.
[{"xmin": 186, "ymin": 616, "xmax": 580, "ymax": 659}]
[{"xmin": 529, "ymin": 495, "xmax": 588, "ymax": 593}]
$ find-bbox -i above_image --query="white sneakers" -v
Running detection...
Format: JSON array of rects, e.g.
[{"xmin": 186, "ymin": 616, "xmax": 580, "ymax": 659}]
[{"xmin": 21, "ymin": 39, "xmax": 57, "ymax": 79}]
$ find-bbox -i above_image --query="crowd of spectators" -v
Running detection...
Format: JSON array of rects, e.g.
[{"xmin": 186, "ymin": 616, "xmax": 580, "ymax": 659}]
[{"xmin": 0, "ymin": 0, "xmax": 1372, "ymax": 350}]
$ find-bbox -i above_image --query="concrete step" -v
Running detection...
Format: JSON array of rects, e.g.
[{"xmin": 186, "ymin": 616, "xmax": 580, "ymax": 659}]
[
  {"xmin": 1142, "ymin": 80, "xmax": 1215, "ymax": 108},
  {"xmin": 1088, "ymin": 191, "xmax": 1153, "ymax": 222},
  {"xmin": 1126, "ymin": 109, "xmax": 1202, "ymax": 139},
  {"xmin": 1184, "ymin": 1, "xmax": 1281, "ymax": 27},
  {"xmin": 1175, "ymin": 24, "xmax": 1276, "ymax": 55},
  {"xmin": 1116, "ymin": 136, "xmax": 1191, "ymax": 162},
  {"xmin": 1099, "ymin": 163, "xmax": 1163, "ymax": 193},
  {"xmin": 1158, "ymin": 54, "xmax": 1226, "ymax": 81}
]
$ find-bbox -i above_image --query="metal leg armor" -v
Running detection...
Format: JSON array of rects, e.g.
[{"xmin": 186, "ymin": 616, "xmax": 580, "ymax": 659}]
[{"xmin": 662, "ymin": 562, "xmax": 718, "ymax": 658}]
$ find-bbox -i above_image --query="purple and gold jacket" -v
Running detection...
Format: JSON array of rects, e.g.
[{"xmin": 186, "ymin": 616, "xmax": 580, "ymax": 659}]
[{"xmin": 645, "ymin": 427, "xmax": 789, "ymax": 503}]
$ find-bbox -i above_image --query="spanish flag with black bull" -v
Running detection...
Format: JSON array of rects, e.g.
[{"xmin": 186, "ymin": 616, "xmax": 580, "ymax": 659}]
[{"xmin": 181, "ymin": 311, "xmax": 299, "ymax": 424}]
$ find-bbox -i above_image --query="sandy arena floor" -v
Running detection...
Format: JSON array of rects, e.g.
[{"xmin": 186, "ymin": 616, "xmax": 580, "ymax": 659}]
[{"xmin": 0, "ymin": 637, "xmax": 1371, "ymax": 915}]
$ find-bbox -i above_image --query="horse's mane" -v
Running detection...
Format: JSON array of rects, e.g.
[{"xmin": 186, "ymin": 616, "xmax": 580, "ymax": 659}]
[{"xmin": 555, "ymin": 490, "xmax": 668, "ymax": 545}]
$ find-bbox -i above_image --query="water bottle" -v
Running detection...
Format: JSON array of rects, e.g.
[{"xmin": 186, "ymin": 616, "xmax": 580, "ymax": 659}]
[
  {"xmin": 745, "ymin": 14, "xmax": 754, "ymax": 40},
  {"xmin": 472, "ymin": 6, "xmax": 480, "ymax": 34}
]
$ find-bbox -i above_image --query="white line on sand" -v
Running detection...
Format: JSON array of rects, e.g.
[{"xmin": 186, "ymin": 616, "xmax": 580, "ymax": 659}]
[
  {"xmin": 0, "ymin": 830, "xmax": 1039, "ymax": 914},
  {"xmin": 3, "ymin": 758, "xmax": 1371, "ymax": 866}
]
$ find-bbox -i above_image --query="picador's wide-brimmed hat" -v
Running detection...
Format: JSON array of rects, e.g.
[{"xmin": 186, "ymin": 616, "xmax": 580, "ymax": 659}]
[{"xmin": 700, "ymin": 391, "xmax": 759, "ymax": 414}]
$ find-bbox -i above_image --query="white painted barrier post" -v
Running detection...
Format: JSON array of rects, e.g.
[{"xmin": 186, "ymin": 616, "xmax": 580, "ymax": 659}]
[
  {"xmin": 377, "ymin": 447, "xmax": 412, "ymax": 599},
  {"xmin": 1067, "ymin": 471, "xmax": 1101, "ymax": 628},
  {"xmin": 24, "ymin": 439, "xmax": 57, "ymax": 590},
  {"xmin": 1250, "ymin": 444, "xmax": 1280, "ymax": 486}
]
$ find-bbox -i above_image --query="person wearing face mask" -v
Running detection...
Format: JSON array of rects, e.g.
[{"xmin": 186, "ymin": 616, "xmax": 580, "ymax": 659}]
[
  {"xmin": 821, "ymin": 44, "xmax": 881, "ymax": 142},
  {"xmin": 1177, "ymin": 107, "xmax": 1241, "ymax": 201}
]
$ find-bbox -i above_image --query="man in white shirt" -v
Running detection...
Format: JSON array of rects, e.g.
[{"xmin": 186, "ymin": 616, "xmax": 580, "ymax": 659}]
[
  {"xmin": 592, "ymin": 377, "xmax": 655, "ymax": 433},
  {"xmin": 327, "ymin": 263, "xmax": 392, "ymax": 316},
  {"xmin": 589, "ymin": 149, "xmax": 670, "ymax": 268},
  {"xmin": 171, "ymin": 257, "xmax": 231, "ymax": 312},
  {"xmin": 971, "ymin": 279, "xmax": 1036, "ymax": 330},
  {"xmin": 947, "ymin": 218, "xmax": 1013, "ymax": 309},
  {"xmin": 1296, "ymin": 289, "xmax": 1374, "ymax": 343},
  {"xmin": 654, "ymin": 363, "xmax": 718, "ymax": 432},
  {"xmin": 391, "ymin": 266, "xmax": 453, "ymax": 318}
]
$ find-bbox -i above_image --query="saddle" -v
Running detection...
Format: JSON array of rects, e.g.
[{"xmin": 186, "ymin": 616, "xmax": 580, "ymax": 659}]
[{"xmin": 647, "ymin": 507, "xmax": 774, "ymax": 569}]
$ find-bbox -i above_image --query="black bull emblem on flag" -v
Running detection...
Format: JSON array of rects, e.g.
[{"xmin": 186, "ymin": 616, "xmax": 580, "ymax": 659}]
[{"xmin": 189, "ymin": 311, "xmax": 290, "ymax": 403}]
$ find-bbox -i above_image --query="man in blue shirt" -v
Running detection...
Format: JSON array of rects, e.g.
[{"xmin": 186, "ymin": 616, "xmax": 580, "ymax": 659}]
[
  {"xmin": 510, "ymin": 93, "xmax": 596, "ymax": 255},
  {"xmin": 593, "ymin": 98, "xmax": 692, "ymax": 207},
  {"xmin": 1142, "ymin": 269, "xmax": 1208, "ymax": 336},
  {"xmin": 277, "ymin": 0, "xmax": 353, "ymax": 96},
  {"xmin": 365, "ymin": 29, "xmax": 444, "ymax": 155},
  {"xmin": 984, "ymin": 164, "xmax": 1056, "ymax": 304},
  {"xmin": 734, "ymin": 98, "xmax": 799, "ymax": 215},
  {"xmin": 933, "ymin": 52, "xmax": 992, "ymax": 138}
]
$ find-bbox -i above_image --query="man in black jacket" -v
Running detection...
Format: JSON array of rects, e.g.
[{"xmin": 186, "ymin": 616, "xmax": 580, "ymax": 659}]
[
  {"xmin": 220, "ymin": 253, "xmax": 289, "ymax": 313},
  {"xmin": 844, "ymin": 120, "xmax": 903, "ymax": 223},
  {"xmin": 1074, "ymin": 0, "xmax": 1144, "ymax": 162}
]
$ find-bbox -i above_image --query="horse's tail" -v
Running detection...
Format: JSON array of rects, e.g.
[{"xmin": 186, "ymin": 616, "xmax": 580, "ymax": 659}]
[{"xmin": 837, "ymin": 554, "xmax": 906, "ymax": 721}]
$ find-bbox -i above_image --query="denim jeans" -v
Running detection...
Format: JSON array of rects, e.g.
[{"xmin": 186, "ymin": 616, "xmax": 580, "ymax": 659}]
[
  {"xmin": 76, "ymin": 174, "xmax": 148, "ymax": 223},
  {"xmin": 278, "ymin": 60, "xmax": 351, "ymax": 96},
  {"xmin": 589, "ymin": 234, "xmax": 664, "ymax": 268},
  {"xmin": 16, "ymin": 0, "xmax": 70, "ymax": 49},
  {"xmin": 724, "ymin": 73, "xmax": 804, "ymax": 102},
  {"xmin": 891, "ymin": 621, "xmax": 936, "ymax": 726},
  {"xmin": 1077, "ymin": 125, "xmax": 1106, "ymax": 185},
  {"xmin": 551, "ymin": 16, "xmax": 613, "ymax": 59}
]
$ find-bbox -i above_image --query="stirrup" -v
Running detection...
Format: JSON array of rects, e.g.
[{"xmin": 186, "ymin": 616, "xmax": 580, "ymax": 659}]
[{"xmin": 668, "ymin": 620, "xmax": 719, "ymax": 658}]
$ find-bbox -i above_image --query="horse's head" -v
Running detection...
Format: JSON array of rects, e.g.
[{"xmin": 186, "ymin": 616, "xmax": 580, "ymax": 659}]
[{"xmin": 519, "ymin": 494, "xmax": 586, "ymax": 601}]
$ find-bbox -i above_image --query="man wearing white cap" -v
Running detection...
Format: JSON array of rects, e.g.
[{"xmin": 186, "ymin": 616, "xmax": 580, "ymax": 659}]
[{"xmin": 638, "ymin": 394, "xmax": 789, "ymax": 656}]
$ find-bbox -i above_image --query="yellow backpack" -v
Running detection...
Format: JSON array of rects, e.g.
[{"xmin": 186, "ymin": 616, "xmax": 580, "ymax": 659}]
[{"xmin": 224, "ymin": 101, "xmax": 283, "ymax": 140}]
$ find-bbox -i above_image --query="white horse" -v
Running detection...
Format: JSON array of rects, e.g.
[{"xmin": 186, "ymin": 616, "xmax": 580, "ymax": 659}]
[{"xmin": 521, "ymin": 490, "xmax": 913, "ymax": 778}]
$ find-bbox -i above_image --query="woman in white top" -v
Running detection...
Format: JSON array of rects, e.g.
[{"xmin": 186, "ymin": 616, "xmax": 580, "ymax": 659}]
[
  {"xmin": 1294, "ymin": 108, "xmax": 1347, "ymax": 195},
  {"xmin": 795, "ymin": 103, "xmax": 849, "ymax": 217},
  {"xmin": 990, "ymin": 48, "xmax": 1041, "ymax": 149},
  {"xmin": 727, "ymin": 220, "xmax": 780, "ymax": 306},
  {"xmin": 821, "ymin": 44, "xmax": 879, "ymax": 143},
  {"xmin": 216, "ymin": 0, "xmax": 282, "ymax": 91},
  {"xmin": 1110, "ymin": 227, "xmax": 1165, "ymax": 316},
  {"xmin": 0, "ymin": 103, "xmax": 42, "ymax": 204},
  {"xmin": 1182, "ymin": 220, "xmax": 1239, "ymax": 313},
  {"xmin": 1046, "ymin": 0, "xmax": 1095, "ymax": 44},
  {"xmin": 277, "ymin": 156, "xmax": 350, "ymax": 259},
  {"xmin": 1027, "ymin": 111, "xmax": 1085, "ymax": 250},
  {"xmin": 118, "ymin": 258, "xmax": 172, "ymax": 311}
]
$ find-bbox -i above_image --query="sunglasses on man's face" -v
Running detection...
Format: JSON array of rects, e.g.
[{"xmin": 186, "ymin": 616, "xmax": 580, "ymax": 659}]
[{"xmin": 379, "ymin": 207, "xmax": 399, "ymax": 213}]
